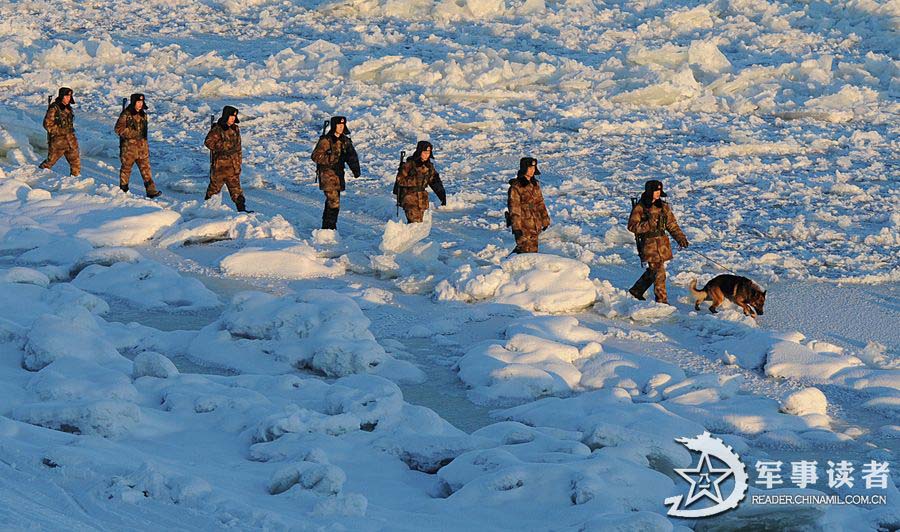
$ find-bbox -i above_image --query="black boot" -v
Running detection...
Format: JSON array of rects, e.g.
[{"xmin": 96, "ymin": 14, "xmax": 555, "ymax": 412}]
[
  {"xmin": 145, "ymin": 181, "xmax": 161, "ymax": 198},
  {"xmin": 322, "ymin": 206, "xmax": 338, "ymax": 230},
  {"xmin": 120, "ymin": 184, "xmax": 129, "ymax": 193},
  {"xmin": 235, "ymin": 195, "xmax": 253, "ymax": 213},
  {"xmin": 629, "ymin": 268, "xmax": 654, "ymax": 301}
]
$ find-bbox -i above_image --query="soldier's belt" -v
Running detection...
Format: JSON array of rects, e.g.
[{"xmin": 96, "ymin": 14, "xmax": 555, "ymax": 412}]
[
  {"xmin": 217, "ymin": 148, "xmax": 240, "ymax": 157},
  {"xmin": 399, "ymin": 186, "xmax": 427, "ymax": 192},
  {"xmin": 643, "ymin": 229, "xmax": 667, "ymax": 238}
]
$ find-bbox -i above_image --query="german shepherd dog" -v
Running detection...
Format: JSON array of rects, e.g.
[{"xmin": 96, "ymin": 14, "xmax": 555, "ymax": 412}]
[{"xmin": 689, "ymin": 274, "xmax": 766, "ymax": 317}]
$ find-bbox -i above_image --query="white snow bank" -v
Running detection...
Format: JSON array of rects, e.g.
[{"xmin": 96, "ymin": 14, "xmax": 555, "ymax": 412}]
[
  {"xmin": 73, "ymin": 260, "xmax": 221, "ymax": 310},
  {"xmin": 594, "ymin": 279, "xmax": 677, "ymax": 323},
  {"xmin": 781, "ymin": 388, "xmax": 828, "ymax": 417},
  {"xmin": 70, "ymin": 247, "xmax": 142, "ymax": 276},
  {"xmin": 23, "ymin": 309, "xmax": 129, "ymax": 372},
  {"xmin": 435, "ymin": 254, "xmax": 597, "ymax": 313},
  {"xmin": 133, "ymin": 352, "xmax": 179, "ymax": 379},
  {"xmin": 0, "ymin": 267, "xmax": 50, "ymax": 287},
  {"xmin": 220, "ymin": 243, "xmax": 345, "ymax": 279},
  {"xmin": 0, "ymin": 177, "xmax": 33, "ymax": 202},
  {"xmin": 76, "ymin": 210, "xmax": 181, "ymax": 247},
  {"xmin": 499, "ymin": 388, "xmax": 704, "ymax": 470},
  {"xmin": 457, "ymin": 316, "xmax": 687, "ymax": 404},
  {"xmin": 457, "ymin": 333, "xmax": 592, "ymax": 404},
  {"xmin": 765, "ymin": 339, "xmax": 865, "ymax": 381},
  {"xmin": 187, "ymin": 290, "xmax": 411, "ymax": 378},
  {"xmin": 12, "ymin": 399, "xmax": 140, "ymax": 438},
  {"xmin": 0, "ymin": 282, "xmax": 108, "ymax": 328},
  {"xmin": 380, "ymin": 216, "xmax": 431, "ymax": 254},
  {"xmin": 156, "ymin": 214, "xmax": 297, "ymax": 247}
]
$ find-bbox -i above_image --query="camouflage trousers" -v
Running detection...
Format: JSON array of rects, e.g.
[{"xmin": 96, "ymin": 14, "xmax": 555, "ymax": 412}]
[
  {"xmin": 401, "ymin": 190, "xmax": 427, "ymax": 223},
  {"xmin": 119, "ymin": 142, "xmax": 157, "ymax": 194},
  {"xmin": 513, "ymin": 230, "xmax": 540, "ymax": 254},
  {"xmin": 40, "ymin": 135, "xmax": 80, "ymax": 176},
  {"xmin": 630, "ymin": 261, "xmax": 668, "ymax": 303},
  {"xmin": 404, "ymin": 206, "xmax": 425, "ymax": 223},
  {"xmin": 322, "ymin": 190, "xmax": 341, "ymax": 230},
  {"xmin": 206, "ymin": 169, "xmax": 243, "ymax": 204}
]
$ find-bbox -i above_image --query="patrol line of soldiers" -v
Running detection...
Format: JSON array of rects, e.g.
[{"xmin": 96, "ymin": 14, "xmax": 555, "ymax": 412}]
[{"xmin": 38, "ymin": 88, "xmax": 686, "ymax": 305}]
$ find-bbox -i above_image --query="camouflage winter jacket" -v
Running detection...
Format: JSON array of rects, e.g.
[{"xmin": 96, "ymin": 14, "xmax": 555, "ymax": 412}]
[
  {"xmin": 394, "ymin": 158, "xmax": 446, "ymax": 209},
  {"xmin": 627, "ymin": 199, "xmax": 688, "ymax": 263},
  {"xmin": 43, "ymin": 102, "xmax": 75, "ymax": 140},
  {"xmin": 204, "ymin": 123, "xmax": 242, "ymax": 175},
  {"xmin": 115, "ymin": 108, "xmax": 148, "ymax": 144},
  {"xmin": 507, "ymin": 176, "xmax": 551, "ymax": 234},
  {"xmin": 311, "ymin": 134, "xmax": 360, "ymax": 192}
]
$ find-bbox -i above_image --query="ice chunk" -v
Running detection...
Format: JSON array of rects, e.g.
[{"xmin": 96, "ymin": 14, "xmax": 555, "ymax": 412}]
[
  {"xmin": 436, "ymin": 254, "xmax": 597, "ymax": 313},
  {"xmin": 220, "ymin": 243, "xmax": 345, "ymax": 279},
  {"xmin": 781, "ymin": 388, "xmax": 828, "ymax": 417}
]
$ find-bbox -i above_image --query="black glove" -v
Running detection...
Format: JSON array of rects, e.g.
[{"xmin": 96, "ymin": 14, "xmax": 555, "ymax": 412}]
[{"xmin": 678, "ymin": 239, "xmax": 689, "ymax": 249}]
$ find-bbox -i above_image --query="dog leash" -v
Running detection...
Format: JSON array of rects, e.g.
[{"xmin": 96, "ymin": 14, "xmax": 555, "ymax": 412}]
[{"xmin": 686, "ymin": 248, "xmax": 740, "ymax": 275}]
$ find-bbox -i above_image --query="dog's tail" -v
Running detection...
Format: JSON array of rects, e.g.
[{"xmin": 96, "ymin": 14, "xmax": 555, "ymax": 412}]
[{"xmin": 689, "ymin": 279, "xmax": 707, "ymax": 302}]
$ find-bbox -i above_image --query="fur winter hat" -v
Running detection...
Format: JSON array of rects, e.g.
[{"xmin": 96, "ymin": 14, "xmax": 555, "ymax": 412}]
[
  {"xmin": 329, "ymin": 116, "xmax": 349, "ymax": 135},
  {"xmin": 644, "ymin": 179, "xmax": 667, "ymax": 197},
  {"xmin": 218, "ymin": 105, "xmax": 239, "ymax": 126},
  {"xmin": 129, "ymin": 93, "xmax": 147, "ymax": 111},
  {"xmin": 413, "ymin": 140, "xmax": 433, "ymax": 160},
  {"xmin": 56, "ymin": 87, "xmax": 74, "ymax": 104},
  {"xmin": 518, "ymin": 157, "xmax": 541, "ymax": 177}
]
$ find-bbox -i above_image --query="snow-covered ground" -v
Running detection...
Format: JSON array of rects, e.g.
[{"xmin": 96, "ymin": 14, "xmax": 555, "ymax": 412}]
[{"xmin": 0, "ymin": 0, "xmax": 898, "ymax": 529}]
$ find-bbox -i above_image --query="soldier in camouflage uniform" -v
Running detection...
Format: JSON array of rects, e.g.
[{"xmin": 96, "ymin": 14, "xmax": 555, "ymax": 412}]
[
  {"xmin": 627, "ymin": 179, "xmax": 689, "ymax": 304},
  {"xmin": 204, "ymin": 105, "xmax": 249, "ymax": 212},
  {"xmin": 114, "ymin": 93, "xmax": 160, "ymax": 198},
  {"xmin": 507, "ymin": 157, "xmax": 551, "ymax": 253},
  {"xmin": 39, "ymin": 87, "xmax": 80, "ymax": 177},
  {"xmin": 393, "ymin": 141, "xmax": 446, "ymax": 223},
  {"xmin": 311, "ymin": 116, "xmax": 360, "ymax": 230}
]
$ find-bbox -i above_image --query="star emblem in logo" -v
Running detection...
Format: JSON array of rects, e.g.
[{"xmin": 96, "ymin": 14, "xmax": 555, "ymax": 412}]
[
  {"xmin": 675, "ymin": 451, "xmax": 733, "ymax": 506},
  {"xmin": 666, "ymin": 432, "xmax": 749, "ymax": 518}
]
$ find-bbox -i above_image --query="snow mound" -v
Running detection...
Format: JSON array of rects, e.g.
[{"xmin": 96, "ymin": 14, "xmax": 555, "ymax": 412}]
[
  {"xmin": 12, "ymin": 399, "xmax": 140, "ymax": 438},
  {"xmin": 220, "ymin": 243, "xmax": 345, "ymax": 279},
  {"xmin": 458, "ymin": 316, "xmax": 687, "ymax": 404},
  {"xmin": 0, "ymin": 282, "xmax": 108, "ymax": 329},
  {"xmin": 781, "ymin": 388, "xmax": 828, "ymax": 417},
  {"xmin": 0, "ymin": 267, "xmax": 50, "ymax": 287},
  {"xmin": 76, "ymin": 210, "xmax": 181, "ymax": 247},
  {"xmin": 435, "ymin": 254, "xmax": 597, "ymax": 313},
  {"xmin": 380, "ymin": 216, "xmax": 431, "ymax": 254},
  {"xmin": 0, "ymin": 177, "xmax": 33, "ymax": 202},
  {"xmin": 73, "ymin": 260, "xmax": 221, "ymax": 310},
  {"xmin": 70, "ymin": 247, "xmax": 142, "ymax": 276},
  {"xmin": 23, "ymin": 310, "xmax": 129, "ymax": 372},
  {"xmin": 594, "ymin": 279, "xmax": 677, "ymax": 323},
  {"xmin": 500, "ymin": 388, "xmax": 705, "ymax": 470},
  {"xmin": 765, "ymin": 339, "xmax": 864, "ymax": 380},
  {"xmin": 187, "ymin": 290, "xmax": 406, "ymax": 377},
  {"xmin": 26, "ymin": 358, "xmax": 137, "ymax": 403},
  {"xmin": 156, "ymin": 214, "xmax": 297, "ymax": 247},
  {"xmin": 457, "ymin": 333, "xmax": 591, "ymax": 404},
  {"xmin": 133, "ymin": 352, "xmax": 180, "ymax": 379}
]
